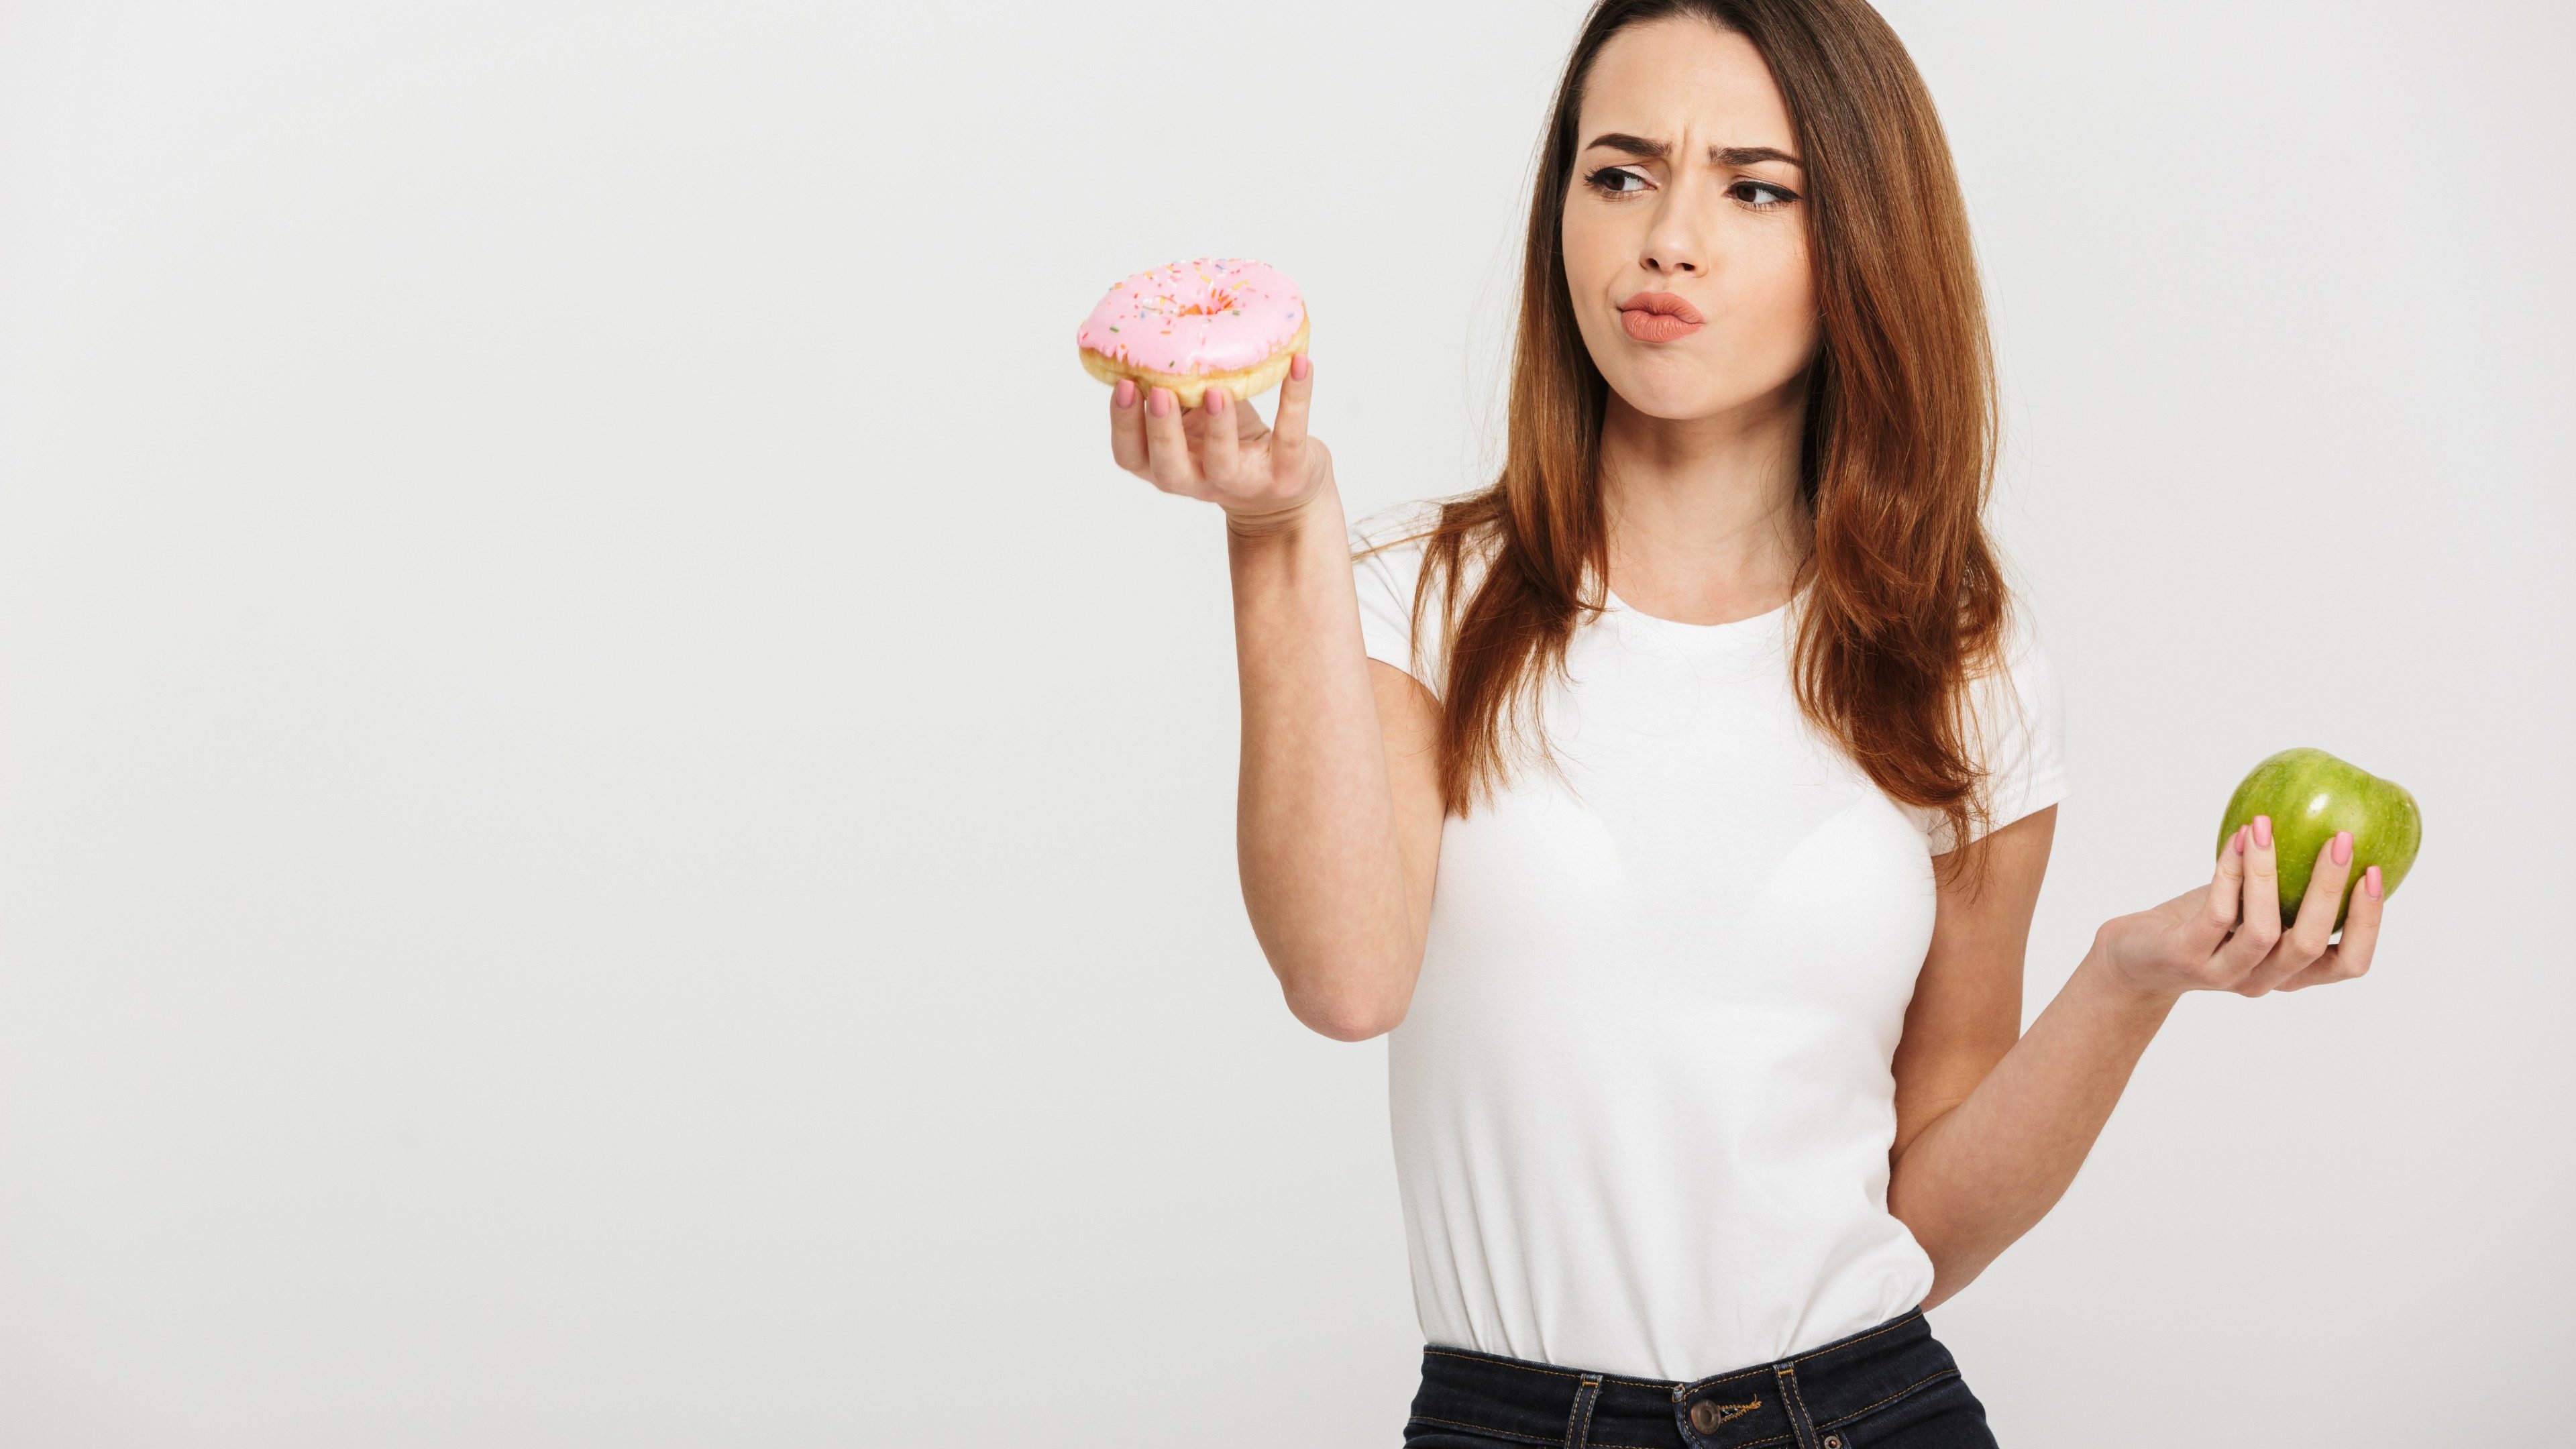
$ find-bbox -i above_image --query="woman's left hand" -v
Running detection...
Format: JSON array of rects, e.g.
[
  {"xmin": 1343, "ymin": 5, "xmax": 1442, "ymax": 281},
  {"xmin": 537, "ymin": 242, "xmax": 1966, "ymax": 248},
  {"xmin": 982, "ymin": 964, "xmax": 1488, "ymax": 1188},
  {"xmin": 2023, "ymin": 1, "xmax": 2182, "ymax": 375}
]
[{"xmin": 2093, "ymin": 814, "xmax": 2388, "ymax": 1004}]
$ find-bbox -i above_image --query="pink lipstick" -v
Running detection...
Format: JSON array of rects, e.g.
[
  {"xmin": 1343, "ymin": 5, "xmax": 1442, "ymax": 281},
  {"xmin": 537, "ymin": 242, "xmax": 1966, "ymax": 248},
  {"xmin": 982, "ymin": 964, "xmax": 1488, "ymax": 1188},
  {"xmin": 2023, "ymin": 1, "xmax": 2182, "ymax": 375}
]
[{"xmin": 1618, "ymin": 290, "xmax": 1705, "ymax": 343}]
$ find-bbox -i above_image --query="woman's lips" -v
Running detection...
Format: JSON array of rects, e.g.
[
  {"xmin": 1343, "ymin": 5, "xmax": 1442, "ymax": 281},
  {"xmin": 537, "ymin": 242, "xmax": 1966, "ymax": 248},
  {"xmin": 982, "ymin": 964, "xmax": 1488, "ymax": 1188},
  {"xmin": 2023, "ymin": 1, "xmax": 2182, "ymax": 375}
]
[{"xmin": 1618, "ymin": 291, "xmax": 1705, "ymax": 343}]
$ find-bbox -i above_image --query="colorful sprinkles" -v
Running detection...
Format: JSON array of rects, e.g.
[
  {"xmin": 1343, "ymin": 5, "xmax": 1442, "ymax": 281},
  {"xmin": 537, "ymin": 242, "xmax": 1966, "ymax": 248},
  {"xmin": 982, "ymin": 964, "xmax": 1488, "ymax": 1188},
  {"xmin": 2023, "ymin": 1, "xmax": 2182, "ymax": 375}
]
[{"xmin": 1075, "ymin": 257, "xmax": 1305, "ymax": 377}]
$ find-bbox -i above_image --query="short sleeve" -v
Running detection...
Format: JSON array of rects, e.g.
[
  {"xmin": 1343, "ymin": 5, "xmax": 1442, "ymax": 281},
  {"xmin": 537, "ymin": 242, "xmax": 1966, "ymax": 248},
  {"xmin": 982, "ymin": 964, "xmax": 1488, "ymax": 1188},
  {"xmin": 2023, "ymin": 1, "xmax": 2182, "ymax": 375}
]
[
  {"xmin": 1913, "ymin": 608, "xmax": 2070, "ymax": 855},
  {"xmin": 1348, "ymin": 499, "xmax": 1450, "ymax": 700}
]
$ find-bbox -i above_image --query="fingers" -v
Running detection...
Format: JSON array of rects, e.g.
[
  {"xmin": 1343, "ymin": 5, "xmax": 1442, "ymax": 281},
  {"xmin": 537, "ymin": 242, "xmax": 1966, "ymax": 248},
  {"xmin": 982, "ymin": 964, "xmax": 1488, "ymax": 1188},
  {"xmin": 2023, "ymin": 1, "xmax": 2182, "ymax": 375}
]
[
  {"xmin": 2290, "ymin": 828, "xmax": 2355, "ymax": 956},
  {"xmin": 2243, "ymin": 829, "xmax": 2352, "ymax": 994},
  {"xmin": 1199, "ymin": 386, "xmax": 1241, "ymax": 481},
  {"xmin": 1108, "ymin": 377, "xmax": 1146, "ymax": 474},
  {"xmin": 2341, "ymin": 862, "xmax": 2388, "ymax": 968},
  {"xmin": 2282, "ymin": 862, "xmax": 2386, "ymax": 991},
  {"xmin": 1141, "ymin": 385, "xmax": 1194, "ymax": 490},
  {"xmin": 1117, "ymin": 362, "xmax": 1304, "ymax": 500},
  {"xmin": 2216, "ymin": 814, "xmax": 2282, "ymax": 983},
  {"xmin": 2196, "ymin": 823, "xmax": 2249, "ymax": 953},
  {"xmin": 1271, "ymin": 352, "xmax": 1313, "ymax": 465}
]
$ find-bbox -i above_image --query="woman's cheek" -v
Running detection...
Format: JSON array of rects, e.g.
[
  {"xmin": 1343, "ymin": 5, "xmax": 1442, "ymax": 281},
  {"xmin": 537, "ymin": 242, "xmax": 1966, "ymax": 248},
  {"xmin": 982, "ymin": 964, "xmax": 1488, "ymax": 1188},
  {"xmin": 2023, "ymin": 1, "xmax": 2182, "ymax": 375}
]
[
  {"xmin": 1559, "ymin": 203, "xmax": 1613, "ymax": 288},
  {"xmin": 1748, "ymin": 269, "xmax": 1818, "ymax": 382}
]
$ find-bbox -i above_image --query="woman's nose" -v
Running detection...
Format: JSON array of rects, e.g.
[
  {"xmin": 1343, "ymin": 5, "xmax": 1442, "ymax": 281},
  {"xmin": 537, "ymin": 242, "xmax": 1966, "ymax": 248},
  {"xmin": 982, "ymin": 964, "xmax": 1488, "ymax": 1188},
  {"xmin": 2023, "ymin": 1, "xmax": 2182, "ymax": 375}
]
[{"xmin": 1640, "ymin": 201, "xmax": 1705, "ymax": 276}]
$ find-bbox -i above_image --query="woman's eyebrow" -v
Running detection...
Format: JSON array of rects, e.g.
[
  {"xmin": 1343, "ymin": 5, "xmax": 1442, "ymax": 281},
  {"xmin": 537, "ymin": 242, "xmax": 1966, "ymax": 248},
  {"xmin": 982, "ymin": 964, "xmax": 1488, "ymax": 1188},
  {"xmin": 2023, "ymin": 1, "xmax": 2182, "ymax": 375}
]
[
  {"xmin": 1714, "ymin": 144, "xmax": 1802, "ymax": 169},
  {"xmin": 1580, "ymin": 133, "xmax": 1803, "ymax": 170},
  {"xmin": 1583, "ymin": 131, "xmax": 1669, "ymax": 158}
]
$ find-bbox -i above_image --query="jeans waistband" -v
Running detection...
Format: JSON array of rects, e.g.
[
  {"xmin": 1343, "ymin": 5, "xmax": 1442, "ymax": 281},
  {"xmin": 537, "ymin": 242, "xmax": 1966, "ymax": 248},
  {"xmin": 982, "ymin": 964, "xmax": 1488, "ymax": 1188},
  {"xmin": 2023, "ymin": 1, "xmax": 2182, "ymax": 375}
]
[{"xmin": 1407, "ymin": 1306, "xmax": 1963, "ymax": 1449}]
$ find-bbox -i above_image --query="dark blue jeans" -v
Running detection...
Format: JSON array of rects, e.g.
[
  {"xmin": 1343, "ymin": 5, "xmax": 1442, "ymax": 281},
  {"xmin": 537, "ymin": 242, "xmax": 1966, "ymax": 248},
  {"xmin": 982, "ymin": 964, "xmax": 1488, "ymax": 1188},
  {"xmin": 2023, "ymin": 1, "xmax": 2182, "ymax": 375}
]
[{"xmin": 1402, "ymin": 1306, "xmax": 1997, "ymax": 1448}]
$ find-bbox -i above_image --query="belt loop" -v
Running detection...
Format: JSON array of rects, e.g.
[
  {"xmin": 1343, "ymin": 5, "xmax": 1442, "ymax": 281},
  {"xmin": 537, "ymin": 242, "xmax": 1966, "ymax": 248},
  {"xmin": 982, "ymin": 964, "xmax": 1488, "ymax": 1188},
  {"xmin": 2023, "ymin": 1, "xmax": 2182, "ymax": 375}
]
[
  {"xmin": 1774, "ymin": 1362, "xmax": 1820, "ymax": 1448},
  {"xmin": 1564, "ymin": 1371, "xmax": 1603, "ymax": 1448}
]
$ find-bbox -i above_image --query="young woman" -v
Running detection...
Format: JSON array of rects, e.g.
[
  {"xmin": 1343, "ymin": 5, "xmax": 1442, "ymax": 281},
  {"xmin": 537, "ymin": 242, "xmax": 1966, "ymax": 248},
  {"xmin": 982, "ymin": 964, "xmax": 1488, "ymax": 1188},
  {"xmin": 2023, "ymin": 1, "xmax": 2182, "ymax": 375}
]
[{"xmin": 1099, "ymin": 1, "xmax": 2390, "ymax": 1444}]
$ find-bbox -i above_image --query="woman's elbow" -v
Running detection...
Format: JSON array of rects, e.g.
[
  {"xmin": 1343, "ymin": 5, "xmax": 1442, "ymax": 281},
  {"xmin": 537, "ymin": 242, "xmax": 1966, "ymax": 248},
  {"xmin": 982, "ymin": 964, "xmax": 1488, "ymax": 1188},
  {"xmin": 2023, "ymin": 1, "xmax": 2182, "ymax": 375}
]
[{"xmin": 1285, "ymin": 980, "xmax": 1409, "ymax": 1042}]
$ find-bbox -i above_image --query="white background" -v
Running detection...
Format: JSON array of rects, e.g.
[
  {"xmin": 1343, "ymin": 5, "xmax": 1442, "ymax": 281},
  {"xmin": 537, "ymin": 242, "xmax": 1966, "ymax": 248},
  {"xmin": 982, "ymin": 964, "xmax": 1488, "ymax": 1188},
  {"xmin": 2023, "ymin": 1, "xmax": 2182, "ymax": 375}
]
[{"xmin": 2, "ymin": 1, "xmax": 2568, "ymax": 1444}]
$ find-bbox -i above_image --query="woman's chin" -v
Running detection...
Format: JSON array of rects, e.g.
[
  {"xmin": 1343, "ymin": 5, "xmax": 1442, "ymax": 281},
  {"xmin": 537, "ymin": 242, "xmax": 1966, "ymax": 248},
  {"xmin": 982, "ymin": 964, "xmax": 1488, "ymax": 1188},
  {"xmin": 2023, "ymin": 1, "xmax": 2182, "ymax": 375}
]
[
  {"xmin": 1606, "ymin": 376, "xmax": 1746, "ymax": 424},
  {"xmin": 1603, "ymin": 359, "xmax": 1803, "ymax": 427}
]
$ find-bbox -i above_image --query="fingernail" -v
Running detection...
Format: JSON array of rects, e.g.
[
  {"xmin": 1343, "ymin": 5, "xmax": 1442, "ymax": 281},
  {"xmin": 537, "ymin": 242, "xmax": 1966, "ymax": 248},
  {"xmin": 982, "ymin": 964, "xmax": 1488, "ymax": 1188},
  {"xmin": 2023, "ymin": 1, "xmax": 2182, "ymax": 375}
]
[
  {"xmin": 2363, "ymin": 865, "xmax": 2382, "ymax": 900},
  {"xmin": 2232, "ymin": 825, "xmax": 2247, "ymax": 855},
  {"xmin": 1114, "ymin": 378, "xmax": 1136, "ymax": 408},
  {"xmin": 1148, "ymin": 387, "xmax": 1171, "ymax": 418},
  {"xmin": 1290, "ymin": 352, "xmax": 1310, "ymax": 382},
  {"xmin": 2253, "ymin": 815, "xmax": 2272, "ymax": 850},
  {"xmin": 2331, "ymin": 830, "xmax": 2352, "ymax": 866},
  {"xmin": 1206, "ymin": 388, "xmax": 1225, "ymax": 415}
]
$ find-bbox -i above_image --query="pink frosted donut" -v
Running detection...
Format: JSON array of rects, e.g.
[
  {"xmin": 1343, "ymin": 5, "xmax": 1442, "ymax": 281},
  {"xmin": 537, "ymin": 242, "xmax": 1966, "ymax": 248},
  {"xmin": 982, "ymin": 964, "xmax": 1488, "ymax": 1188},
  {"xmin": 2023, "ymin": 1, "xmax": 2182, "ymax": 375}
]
[{"xmin": 1075, "ymin": 258, "xmax": 1309, "ymax": 409}]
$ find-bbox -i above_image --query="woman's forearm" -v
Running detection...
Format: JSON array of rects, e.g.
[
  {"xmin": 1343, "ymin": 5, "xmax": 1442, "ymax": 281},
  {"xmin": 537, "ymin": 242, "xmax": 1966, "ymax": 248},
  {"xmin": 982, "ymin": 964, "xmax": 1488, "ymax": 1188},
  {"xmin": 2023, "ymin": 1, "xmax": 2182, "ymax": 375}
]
[
  {"xmin": 1887, "ymin": 940, "xmax": 2180, "ymax": 1307},
  {"xmin": 1228, "ymin": 483, "xmax": 1419, "ymax": 1040}
]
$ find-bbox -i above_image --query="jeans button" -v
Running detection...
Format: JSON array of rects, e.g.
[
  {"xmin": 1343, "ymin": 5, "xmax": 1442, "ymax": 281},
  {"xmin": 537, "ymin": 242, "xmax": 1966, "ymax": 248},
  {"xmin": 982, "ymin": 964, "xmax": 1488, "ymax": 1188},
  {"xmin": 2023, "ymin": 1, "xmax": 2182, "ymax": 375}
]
[{"xmin": 1688, "ymin": 1401, "xmax": 1722, "ymax": 1434}]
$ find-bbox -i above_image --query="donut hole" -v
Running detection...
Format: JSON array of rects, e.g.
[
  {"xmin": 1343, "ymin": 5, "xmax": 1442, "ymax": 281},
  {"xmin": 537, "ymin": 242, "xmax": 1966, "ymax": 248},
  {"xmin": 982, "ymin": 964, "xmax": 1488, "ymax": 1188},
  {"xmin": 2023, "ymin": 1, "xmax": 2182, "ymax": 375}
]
[{"xmin": 1173, "ymin": 288, "xmax": 1241, "ymax": 319}]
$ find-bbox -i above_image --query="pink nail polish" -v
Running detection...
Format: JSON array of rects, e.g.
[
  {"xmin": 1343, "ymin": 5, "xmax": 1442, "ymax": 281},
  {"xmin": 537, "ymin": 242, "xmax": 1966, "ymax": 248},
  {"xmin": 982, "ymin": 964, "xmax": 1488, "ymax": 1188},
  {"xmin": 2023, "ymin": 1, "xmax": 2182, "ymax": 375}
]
[
  {"xmin": 2331, "ymin": 830, "xmax": 2352, "ymax": 866},
  {"xmin": 2252, "ymin": 815, "xmax": 2272, "ymax": 850},
  {"xmin": 2232, "ymin": 825, "xmax": 2247, "ymax": 855},
  {"xmin": 1148, "ymin": 388, "xmax": 1171, "ymax": 418},
  {"xmin": 1290, "ymin": 352, "xmax": 1309, "ymax": 382},
  {"xmin": 1206, "ymin": 388, "xmax": 1225, "ymax": 415},
  {"xmin": 2363, "ymin": 865, "xmax": 2382, "ymax": 900},
  {"xmin": 1114, "ymin": 378, "xmax": 1136, "ymax": 408}
]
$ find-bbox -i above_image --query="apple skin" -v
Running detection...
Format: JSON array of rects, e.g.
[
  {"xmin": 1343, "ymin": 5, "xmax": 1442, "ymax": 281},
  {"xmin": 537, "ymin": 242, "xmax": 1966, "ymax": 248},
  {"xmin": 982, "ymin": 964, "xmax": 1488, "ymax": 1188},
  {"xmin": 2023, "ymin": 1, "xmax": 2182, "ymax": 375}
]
[{"xmin": 2216, "ymin": 747, "xmax": 2422, "ymax": 933}]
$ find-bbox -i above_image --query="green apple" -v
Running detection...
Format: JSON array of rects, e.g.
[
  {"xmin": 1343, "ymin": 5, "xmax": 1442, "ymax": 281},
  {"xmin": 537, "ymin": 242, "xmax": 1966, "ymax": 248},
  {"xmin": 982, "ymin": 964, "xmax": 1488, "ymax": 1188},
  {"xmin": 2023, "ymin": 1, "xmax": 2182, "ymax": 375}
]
[{"xmin": 2216, "ymin": 747, "xmax": 2422, "ymax": 932}]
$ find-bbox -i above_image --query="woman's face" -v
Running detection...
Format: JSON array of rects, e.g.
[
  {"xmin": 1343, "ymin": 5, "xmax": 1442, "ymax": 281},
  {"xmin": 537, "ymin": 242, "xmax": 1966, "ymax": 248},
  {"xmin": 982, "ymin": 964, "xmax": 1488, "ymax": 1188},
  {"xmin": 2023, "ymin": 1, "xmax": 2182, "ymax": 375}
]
[{"xmin": 1561, "ymin": 18, "xmax": 1817, "ymax": 423}]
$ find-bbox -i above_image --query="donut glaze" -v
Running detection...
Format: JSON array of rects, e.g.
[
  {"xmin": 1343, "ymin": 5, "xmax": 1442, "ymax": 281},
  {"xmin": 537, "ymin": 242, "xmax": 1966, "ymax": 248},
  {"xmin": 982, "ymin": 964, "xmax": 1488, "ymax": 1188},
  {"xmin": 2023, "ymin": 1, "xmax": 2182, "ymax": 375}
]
[{"xmin": 1076, "ymin": 258, "xmax": 1305, "ymax": 397}]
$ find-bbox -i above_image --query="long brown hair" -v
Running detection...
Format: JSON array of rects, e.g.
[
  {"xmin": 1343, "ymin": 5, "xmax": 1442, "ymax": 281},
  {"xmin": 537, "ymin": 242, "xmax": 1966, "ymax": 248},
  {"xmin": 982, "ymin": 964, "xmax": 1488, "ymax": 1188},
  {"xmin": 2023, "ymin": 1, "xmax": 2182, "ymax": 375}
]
[{"xmin": 1366, "ymin": 0, "xmax": 2010, "ymax": 875}]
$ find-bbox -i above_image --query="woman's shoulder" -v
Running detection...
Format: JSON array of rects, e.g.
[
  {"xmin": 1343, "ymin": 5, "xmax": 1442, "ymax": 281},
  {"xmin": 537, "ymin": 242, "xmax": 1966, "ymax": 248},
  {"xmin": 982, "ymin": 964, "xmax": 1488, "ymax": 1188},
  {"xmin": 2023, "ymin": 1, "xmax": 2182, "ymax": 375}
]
[
  {"xmin": 1346, "ymin": 493, "xmax": 1501, "ymax": 600},
  {"xmin": 1966, "ymin": 602, "xmax": 2059, "ymax": 725},
  {"xmin": 1346, "ymin": 494, "xmax": 1491, "ymax": 699},
  {"xmin": 1947, "ymin": 599, "xmax": 2070, "ymax": 845},
  {"xmin": 1346, "ymin": 495, "xmax": 1452, "ymax": 559}
]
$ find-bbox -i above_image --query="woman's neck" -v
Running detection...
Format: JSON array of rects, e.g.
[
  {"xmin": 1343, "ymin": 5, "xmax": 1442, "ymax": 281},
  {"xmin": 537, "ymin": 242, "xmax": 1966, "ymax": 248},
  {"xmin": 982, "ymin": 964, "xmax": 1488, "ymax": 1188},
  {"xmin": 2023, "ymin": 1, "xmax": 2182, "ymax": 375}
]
[{"xmin": 1597, "ymin": 382, "xmax": 1813, "ymax": 627}]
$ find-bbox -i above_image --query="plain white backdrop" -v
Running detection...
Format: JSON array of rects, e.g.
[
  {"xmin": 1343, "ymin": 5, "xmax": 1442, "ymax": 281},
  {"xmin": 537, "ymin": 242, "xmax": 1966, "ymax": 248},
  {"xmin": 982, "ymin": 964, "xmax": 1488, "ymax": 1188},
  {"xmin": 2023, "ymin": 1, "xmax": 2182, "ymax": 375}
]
[{"xmin": 2, "ymin": 1, "xmax": 2569, "ymax": 1444}]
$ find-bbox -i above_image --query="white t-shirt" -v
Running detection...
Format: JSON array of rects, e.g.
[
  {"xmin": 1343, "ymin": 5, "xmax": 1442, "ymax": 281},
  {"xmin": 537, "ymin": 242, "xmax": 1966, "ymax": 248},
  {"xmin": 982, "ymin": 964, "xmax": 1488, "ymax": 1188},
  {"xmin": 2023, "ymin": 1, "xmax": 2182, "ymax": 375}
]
[{"xmin": 1348, "ymin": 497, "xmax": 2068, "ymax": 1380}]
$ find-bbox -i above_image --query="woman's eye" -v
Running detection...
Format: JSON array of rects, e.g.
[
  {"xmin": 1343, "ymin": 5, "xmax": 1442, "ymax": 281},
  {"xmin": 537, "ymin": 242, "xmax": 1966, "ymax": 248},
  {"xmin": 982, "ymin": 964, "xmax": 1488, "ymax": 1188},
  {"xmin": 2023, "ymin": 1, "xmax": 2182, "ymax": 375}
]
[
  {"xmin": 1586, "ymin": 166, "xmax": 1650, "ymax": 195},
  {"xmin": 1730, "ymin": 180, "xmax": 1797, "ymax": 209}
]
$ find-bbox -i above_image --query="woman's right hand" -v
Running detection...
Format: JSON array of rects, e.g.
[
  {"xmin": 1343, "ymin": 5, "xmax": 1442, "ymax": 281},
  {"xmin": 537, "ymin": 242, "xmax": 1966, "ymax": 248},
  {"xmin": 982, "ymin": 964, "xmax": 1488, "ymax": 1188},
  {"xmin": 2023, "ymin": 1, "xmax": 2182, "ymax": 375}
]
[
  {"xmin": 2091, "ymin": 814, "xmax": 2388, "ymax": 1004},
  {"xmin": 1106, "ymin": 354, "xmax": 1332, "ymax": 536}
]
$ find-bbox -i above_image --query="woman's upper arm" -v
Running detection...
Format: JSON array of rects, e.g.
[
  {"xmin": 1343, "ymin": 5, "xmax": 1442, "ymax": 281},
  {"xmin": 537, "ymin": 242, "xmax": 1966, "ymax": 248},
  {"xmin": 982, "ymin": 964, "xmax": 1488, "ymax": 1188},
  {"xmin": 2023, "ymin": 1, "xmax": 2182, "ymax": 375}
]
[
  {"xmin": 1890, "ymin": 805, "xmax": 2058, "ymax": 1160},
  {"xmin": 1368, "ymin": 657, "xmax": 1445, "ymax": 968}
]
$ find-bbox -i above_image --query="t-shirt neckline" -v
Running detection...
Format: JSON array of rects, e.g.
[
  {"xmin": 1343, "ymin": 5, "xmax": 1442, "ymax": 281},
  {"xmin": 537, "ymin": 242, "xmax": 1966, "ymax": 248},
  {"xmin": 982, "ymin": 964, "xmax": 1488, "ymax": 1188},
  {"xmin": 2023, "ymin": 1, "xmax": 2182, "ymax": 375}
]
[{"xmin": 1601, "ymin": 582, "xmax": 1801, "ymax": 646}]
